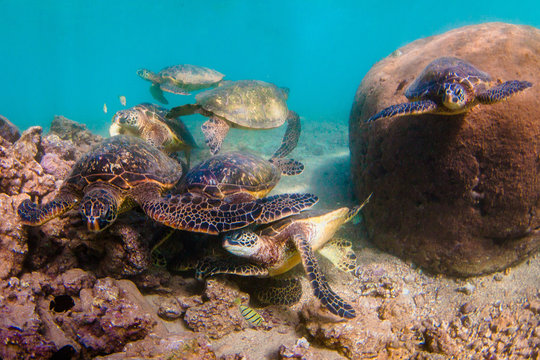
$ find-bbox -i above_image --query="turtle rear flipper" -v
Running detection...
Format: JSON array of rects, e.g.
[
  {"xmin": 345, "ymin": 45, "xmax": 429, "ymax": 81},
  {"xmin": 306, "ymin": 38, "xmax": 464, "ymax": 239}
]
[
  {"xmin": 268, "ymin": 157, "xmax": 304, "ymax": 176},
  {"xmin": 319, "ymin": 238, "xmax": 358, "ymax": 273},
  {"xmin": 136, "ymin": 187, "xmax": 263, "ymax": 234},
  {"xmin": 255, "ymin": 193, "xmax": 318, "ymax": 224},
  {"xmin": 160, "ymin": 82, "xmax": 190, "ymax": 95},
  {"xmin": 18, "ymin": 190, "xmax": 79, "ymax": 226},
  {"xmin": 293, "ymin": 232, "xmax": 356, "ymax": 319},
  {"xmin": 150, "ymin": 83, "xmax": 169, "ymax": 104},
  {"xmin": 367, "ymin": 100, "xmax": 438, "ymax": 122},
  {"xmin": 477, "ymin": 80, "xmax": 532, "ymax": 104},
  {"xmin": 201, "ymin": 117, "xmax": 230, "ymax": 155},
  {"xmin": 272, "ymin": 110, "xmax": 301, "ymax": 159},
  {"xmin": 255, "ymin": 278, "xmax": 302, "ymax": 306}
]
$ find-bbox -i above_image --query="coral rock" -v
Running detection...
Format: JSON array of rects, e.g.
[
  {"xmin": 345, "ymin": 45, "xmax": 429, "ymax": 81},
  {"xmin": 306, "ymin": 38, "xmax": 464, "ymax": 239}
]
[
  {"xmin": 0, "ymin": 194, "xmax": 29, "ymax": 279},
  {"xmin": 349, "ymin": 22, "xmax": 540, "ymax": 276},
  {"xmin": 0, "ymin": 114, "xmax": 20, "ymax": 143}
]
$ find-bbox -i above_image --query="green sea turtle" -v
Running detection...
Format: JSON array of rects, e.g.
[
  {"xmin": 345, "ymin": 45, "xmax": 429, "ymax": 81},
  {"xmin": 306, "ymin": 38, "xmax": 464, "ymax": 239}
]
[
  {"xmin": 197, "ymin": 195, "xmax": 371, "ymax": 319},
  {"xmin": 367, "ymin": 57, "xmax": 532, "ymax": 122},
  {"xmin": 137, "ymin": 64, "xmax": 224, "ymax": 104},
  {"xmin": 177, "ymin": 151, "xmax": 304, "ymax": 202},
  {"xmin": 110, "ymin": 103, "xmax": 198, "ymax": 166},
  {"xmin": 17, "ymin": 135, "xmax": 318, "ymax": 234},
  {"xmin": 167, "ymin": 80, "xmax": 300, "ymax": 157}
]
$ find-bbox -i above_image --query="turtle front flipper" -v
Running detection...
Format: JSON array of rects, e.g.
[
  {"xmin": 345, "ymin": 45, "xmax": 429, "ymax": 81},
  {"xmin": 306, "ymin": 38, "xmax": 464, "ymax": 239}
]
[
  {"xmin": 477, "ymin": 80, "xmax": 532, "ymax": 104},
  {"xmin": 18, "ymin": 190, "xmax": 79, "ymax": 226},
  {"xmin": 268, "ymin": 158, "xmax": 304, "ymax": 176},
  {"xmin": 293, "ymin": 232, "xmax": 356, "ymax": 319},
  {"xmin": 195, "ymin": 257, "xmax": 270, "ymax": 279},
  {"xmin": 201, "ymin": 117, "xmax": 230, "ymax": 155},
  {"xmin": 138, "ymin": 190, "xmax": 263, "ymax": 235},
  {"xmin": 367, "ymin": 100, "xmax": 438, "ymax": 122},
  {"xmin": 272, "ymin": 110, "xmax": 301, "ymax": 159},
  {"xmin": 255, "ymin": 193, "xmax": 318, "ymax": 225},
  {"xmin": 319, "ymin": 238, "xmax": 358, "ymax": 273},
  {"xmin": 160, "ymin": 82, "xmax": 190, "ymax": 95},
  {"xmin": 150, "ymin": 84, "xmax": 169, "ymax": 104}
]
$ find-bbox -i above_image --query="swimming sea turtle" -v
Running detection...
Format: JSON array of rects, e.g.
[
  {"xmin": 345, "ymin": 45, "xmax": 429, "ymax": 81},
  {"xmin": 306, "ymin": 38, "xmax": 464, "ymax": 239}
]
[
  {"xmin": 110, "ymin": 103, "xmax": 198, "ymax": 166},
  {"xmin": 367, "ymin": 57, "xmax": 533, "ymax": 122},
  {"xmin": 137, "ymin": 64, "xmax": 224, "ymax": 104},
  {"xmin": 17, "ymin": 135, "xmax": 318, "ymax": 234},
  {"xmin": 177, "ymin": 151, "xmax": 304, "ymax": 202},
  {"xmin": 167, "ymin": 80, "xmax": 300, "ymax": 157},
  {"xmin": 197, "ymin": 195, "xmax": 371, "ymax": 319}
]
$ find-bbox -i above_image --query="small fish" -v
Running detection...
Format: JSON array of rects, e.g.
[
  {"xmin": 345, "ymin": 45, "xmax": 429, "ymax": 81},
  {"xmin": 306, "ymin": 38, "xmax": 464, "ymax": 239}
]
[
  {"xmin": 103, "ymin": 103, "xmax": 108, "ymax": 114},
  {"xmin": 235, "ymin": 299, "xmax": 263, "ymax": 326},
  {"xmin": 119, "ymin": 95, "xmax": 126, "ymax": 106}
]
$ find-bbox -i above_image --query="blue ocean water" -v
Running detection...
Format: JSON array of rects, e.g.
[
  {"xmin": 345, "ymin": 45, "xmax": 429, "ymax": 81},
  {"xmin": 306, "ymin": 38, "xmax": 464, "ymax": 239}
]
[{"xmin": 1, "ymin": 1, "xmax": 539, "ymax": 134}]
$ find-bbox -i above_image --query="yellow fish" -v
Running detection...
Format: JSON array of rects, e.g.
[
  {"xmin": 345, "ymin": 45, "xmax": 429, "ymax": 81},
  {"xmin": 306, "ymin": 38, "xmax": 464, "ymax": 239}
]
[
  {"xmin": 103, "ymin": 103, "xmax": 108, "ymax": 114},
  {"xmin": 236, "ymin": 299, "xmax": 263, "ymax": 326},
  {"xmin": 119, "ymin": 95, "xmax": 126, "ymax": 106}
]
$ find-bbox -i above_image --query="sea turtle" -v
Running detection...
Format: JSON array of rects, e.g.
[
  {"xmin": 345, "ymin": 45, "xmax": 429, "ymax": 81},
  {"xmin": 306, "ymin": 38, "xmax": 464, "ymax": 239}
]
[
  {"xmin": 110, "ymin": 103, "xmax": 198, "ymax": 166},
  {"xmin": 367, "ymin": 57, "xmax": 533, "ymax": 122},
  {"xmin": 197, "ymin": 195, "xmax": 372, "ymax": 319},
  {"xmin": 137, "ymin": 64, "xmax": 224, "ymax": 104},
  {"xmin": 17, "ymin": 135, "xmax": 318, "ymax": 234},
  {"xmin": 176, "ymin": 151, "xmax": 305, "ymax": 202},
  {"xmin": 167, "ymin": 80, "xmax": 301, "ymax": 157}
]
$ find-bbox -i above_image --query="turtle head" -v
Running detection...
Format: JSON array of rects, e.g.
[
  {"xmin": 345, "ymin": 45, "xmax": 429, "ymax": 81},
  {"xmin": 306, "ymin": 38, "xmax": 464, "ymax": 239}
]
[
  {"xmin": 442, "ymin": 83, "xmax": 467, "ymax": 110},
  {"xmin": 222, "ymin": 230, "xmax": 262, "ymax": 259},
  {"xmin": 137, "ymin": 68, "xmax": 156, "ymax": 81},
  {"xmin": 110, "ymin": 109, "xmax": 141, "ymax": 136},
  {"xmin": 80, "ymin": 188, "xmax": 119, "ymax": 232}
]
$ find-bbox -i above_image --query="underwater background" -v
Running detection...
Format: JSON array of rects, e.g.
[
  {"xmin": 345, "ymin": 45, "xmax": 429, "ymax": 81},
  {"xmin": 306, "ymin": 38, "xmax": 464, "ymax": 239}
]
[{"xmin": 1, "ymin": 0, "xmax": 539, "ymax": 134}]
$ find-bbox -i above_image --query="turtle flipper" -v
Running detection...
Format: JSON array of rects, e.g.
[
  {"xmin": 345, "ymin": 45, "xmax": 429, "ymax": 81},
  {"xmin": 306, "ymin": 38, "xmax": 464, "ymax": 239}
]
[
  {"xmin": 367, "ymin": 100, "xmax": 438, "ymax": 122},
  {"xmin": 195, "ymin": 257, "xmax": 269, "ymax": 279},
  {"xmin": 319, "ymin": 238, "xmax": 358, "ymax": 273},
  {"xmin": 149, "ymin": 84, "xmax": 169, "ymax": 104},
  {"xmin": 255, "ymin": 278, "xmax": 303, "ymax": 306},
  {"xmin": 160, "ymin": 83, "xmax": 190, "ymax": 95},
  {"xmin": 293, "ymin": 232, "xmax": 356, "ymax": 319},
  {"xmin": 268, "ymin": 157, "xmax": 304, "ymax": 176},
  {"xmin": 201, "ymin": 117, "xmax": 230, "ymax": 155},
  {"xmin": 255, "ymin": 193, "xmax": 318, "ymax": 225},
  {"xmin": 18, "ymin": 191, "xmax": 79, "ymax": 226},
  {"xmin": 477, "ymin": 80, "xmax": 532, "ymax": 104},
  {"xmin": 167, "ymin": 104, "xmax": 201, "ymax": 118},
  {"xmin": 140, "ymin": 192, "xmax": 263, "ymax": 235},
  {"xmin": 272, "ymin": 110, "xmax": 301, "ymax": 159}
]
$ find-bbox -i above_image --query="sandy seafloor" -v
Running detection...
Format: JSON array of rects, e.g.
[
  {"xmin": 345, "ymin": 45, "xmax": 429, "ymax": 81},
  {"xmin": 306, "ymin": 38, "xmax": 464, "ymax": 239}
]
[{"xmin": 122, "ymin": 114, "xmax": 539, "ymax": 359}]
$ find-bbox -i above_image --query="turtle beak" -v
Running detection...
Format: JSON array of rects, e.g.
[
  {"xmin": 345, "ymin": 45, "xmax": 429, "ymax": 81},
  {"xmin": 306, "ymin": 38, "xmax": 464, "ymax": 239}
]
[{"xmin": 87, "ymin": 218, "xmax": 101, "ymax": 232}]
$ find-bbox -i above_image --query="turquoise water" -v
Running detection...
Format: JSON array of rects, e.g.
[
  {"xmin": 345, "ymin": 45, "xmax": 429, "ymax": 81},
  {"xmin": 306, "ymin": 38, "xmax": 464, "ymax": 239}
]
[{"xmin": 1, "ymin": 1, "xmax": 539, "ymax": 134}]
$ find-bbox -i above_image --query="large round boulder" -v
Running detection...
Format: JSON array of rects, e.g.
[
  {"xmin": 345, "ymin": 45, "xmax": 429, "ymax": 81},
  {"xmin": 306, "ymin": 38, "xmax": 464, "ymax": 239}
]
[{"xmin": 349, "ymin": 23, "xmax": 540, "ymax": 276}]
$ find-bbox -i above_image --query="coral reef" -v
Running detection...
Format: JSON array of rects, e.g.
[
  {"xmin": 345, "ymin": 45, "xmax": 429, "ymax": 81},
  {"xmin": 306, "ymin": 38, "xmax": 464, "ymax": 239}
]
[
  {"xmin": 0, "ymin": 115, "xmax": 21, "ymax": 143},
  {"xmin": 349, "ymin": 22, "xmax": 540, "ymax": 276}
]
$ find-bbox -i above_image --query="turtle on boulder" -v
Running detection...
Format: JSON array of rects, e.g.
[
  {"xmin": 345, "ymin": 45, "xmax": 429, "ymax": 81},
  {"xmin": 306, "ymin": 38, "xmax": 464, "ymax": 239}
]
[
  {"xmin": 197, "ymin": 195, "xmax": 372, "ymax": 319},
  {"xmin": 18, "ymin": 135, "xmax": 318, "ymax": 234},
  {"xmin": 110, "ymin": 103, "xmax": 198, "ymax": 166},
  {"xmin": 137, "ymin": 64, "xmax": 224, "ymax": 104},
  {"xmin": 167, "ymin": 80, "xmax": 301, "ymax": 157},
  {"xmin": 367, "ymin": 57, "xmax": 532, "ymax": 122}
]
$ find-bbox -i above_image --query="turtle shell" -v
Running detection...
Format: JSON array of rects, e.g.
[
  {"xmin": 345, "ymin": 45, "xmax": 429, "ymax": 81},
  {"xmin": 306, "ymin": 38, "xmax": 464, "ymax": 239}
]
[
  {"xmin": 405, "ymin": 57, "xmax": 492, "ymax": 100},
  {"xmin": 195, "ymin": 80, "xmax": 289, "ymax": 129},
  {"xmin": 158, "ymin": 64, "xmax": 224, "ymax": 92},
  {"xmin": 181, "ymin": 151, "xmax": 281, "ymax": 199},
  {"xmin": 139, "ymin": 103, "xmax": 198, "ymax": 149},
  {"xmin": 65, "ymin": 135, "xmax": 183, "ymax": 192}
]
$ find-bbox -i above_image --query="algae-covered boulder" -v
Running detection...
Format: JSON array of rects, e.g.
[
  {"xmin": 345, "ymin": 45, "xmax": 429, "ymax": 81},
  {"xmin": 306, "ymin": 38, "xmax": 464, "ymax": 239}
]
[{"xmin": 349, "ymin": 23, "xmax": 540, "ymax": 276}]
